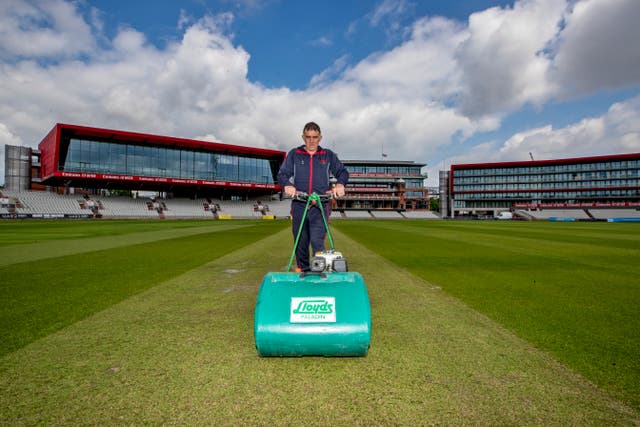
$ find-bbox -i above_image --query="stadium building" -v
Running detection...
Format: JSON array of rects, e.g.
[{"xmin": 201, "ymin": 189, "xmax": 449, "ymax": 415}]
[
  {"xmin": 440, "ymin": 153, "xmax": 640, "ymax": 220},
  {"xmin": 31, "ymin": 123, "xmax": 286, "ymax": 199},
  {"xmin": 2, "ymin": 124, "xmax": 432, "ymax": 219},
  {"xmin": 337, "ymin": 160, "xmax": 429, "ymax": 212}
]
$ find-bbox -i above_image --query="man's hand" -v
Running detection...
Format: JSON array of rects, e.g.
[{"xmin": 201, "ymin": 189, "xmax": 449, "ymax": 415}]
[
  {"xmin": 333, "ymin": 184, "xmax": 345, "ymax": 198},
  {"xmin": 284, "ymin": 185, "xmax": 297, "ymax": 197}
]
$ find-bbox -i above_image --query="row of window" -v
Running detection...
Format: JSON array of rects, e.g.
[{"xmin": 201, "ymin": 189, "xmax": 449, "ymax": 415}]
[
  {"xmin": 61, "ymin": 139, "xmax": 276, "ymax": 184},
  {"xmin": 404, "ymin": 178, "xmax": 424, "ymax": 188},
  {"xmin": 453, "ymin": 199, "xmax": 638, "ymax": 209},
  {"xmin": 454, "ymin": 179, "xmax": 640, "ymax": 192},
  {"xmin": 350, "ymin": 183, "xmax": 395, "ymax": 189},
  {"xmin": 350, "ymin": 176, "xmax": 424, "ymax": 185},
  {"xmin": 347, "ymin": 165, "xmax": 423, "ymax": 175},
  {"xmin": 454, "ymin": 189, "xmax": 640, "ymax": 200},
  {"xmin": 454, "ymin": 160, "xmax": 640, "ymax": 177},
  {"xmin": 453, "ymin": 200, "xmax": 511, "ymax": 209},
  {"xmin": 454, "ymin": 169, "xmax": 639, "ymax": 185}
]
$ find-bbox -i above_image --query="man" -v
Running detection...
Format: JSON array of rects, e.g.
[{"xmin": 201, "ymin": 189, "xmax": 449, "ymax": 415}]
[{"xmin": 277, "ymin": 122, "xmax": 349, "ymax": 271}]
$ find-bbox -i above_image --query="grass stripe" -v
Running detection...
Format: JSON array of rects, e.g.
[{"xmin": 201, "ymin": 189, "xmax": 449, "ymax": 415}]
[
  {"xmin": 0, "ymin": 229, "xmax": 637, "ymax": 425},
  {"xmin": 0, "ymin": 219, "xmax": 216, "ymax": 244},
  {"xmin": 0, "ymin": 220, "xmax": 250, "ymax": 267},
  {"xmin": 0, "ymin": 221, "xmax": 287, "ymax": 356},
  {"xmin": 333, "ymin": 220, "xmax": 640, "ymax": 411}
]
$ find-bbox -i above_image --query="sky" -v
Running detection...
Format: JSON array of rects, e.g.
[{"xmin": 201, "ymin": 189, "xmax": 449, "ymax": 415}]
[{"xmin": 1, "ymin": 0, "xmax": 639, "ymax": 187}]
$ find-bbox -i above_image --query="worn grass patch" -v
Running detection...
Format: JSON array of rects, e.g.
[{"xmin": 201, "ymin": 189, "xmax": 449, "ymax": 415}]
[
  {"xmin": 333, "ymin": 220, "xmax": 640, "ymax": 411},
  {"xmin": 1, "ymin": 229, "xmax": 637, "ymax": 425}
]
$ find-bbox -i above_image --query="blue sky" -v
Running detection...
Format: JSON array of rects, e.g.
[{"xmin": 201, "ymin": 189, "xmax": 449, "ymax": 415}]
[
  {"xmin": 1, "ymin": 0, "xmax": 639, "ymax": 186},
  {"xmin": 88, "ymin": 0, "xmax": 514, "ymax": 89}
]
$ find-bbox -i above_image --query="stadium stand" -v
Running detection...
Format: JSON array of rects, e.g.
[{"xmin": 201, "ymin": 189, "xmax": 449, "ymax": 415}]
[
  {"xmin": 330, "ymin": 210, "xmax": 346, "ymax": 220},
  {"xmin": 370, "ymin": 210, "xmax": 404, "ymax": 219},
  {"xmin": 0, "ymin": 192, "xmax": 10, "ymax": 214},
  {"xmin": 344, "ymin": 211, "xmax": 375, "ymax": 219},
  {"xmin": 588, "ymin": 209, "xmax": 640, "ymax": 220},
  {"xmin": 160, "ymin": 198, "xmax": 213, "ymax": 218},
  {"xmin": 513, "ymin": 210, "xmax": 536, "ymax": 220},
  {"xmin": 524, "ymin": 209, "xmax": 590, "ymax": 220},
  {"xmin": 0, "ymin": 190, "xmax": 446, "ymax": 220},
  {"xmin": 98, "ymin": 196, "xmax": 155, "ymax": 218},
  {"xmin": 218, "ymin": 200, "xmax": 255, "ymax": 218},
  {"xmin": 264, "ymin": 199, "xmax": 292, "ymax": 219},
  {"xmin": 2, "ymin": 190, "xmax": 86, "ymax": 217},
  {"xmin": 402, "ymin": 210, "xmax": 441, "ymax": 219}
]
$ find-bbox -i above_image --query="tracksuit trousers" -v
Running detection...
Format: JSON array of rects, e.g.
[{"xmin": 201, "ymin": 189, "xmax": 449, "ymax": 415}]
[{"xmin": 291, "ymin": 201, "xmax": 329, "ymax": 271}]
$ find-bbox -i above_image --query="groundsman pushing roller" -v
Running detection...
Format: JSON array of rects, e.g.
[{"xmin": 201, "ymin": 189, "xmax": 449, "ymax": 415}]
[{"xmin": 253, "ymin": 122, "xmax": 371, "ymax": 357}]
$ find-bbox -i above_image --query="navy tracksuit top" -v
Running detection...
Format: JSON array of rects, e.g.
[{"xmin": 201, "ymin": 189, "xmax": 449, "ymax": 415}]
[{"xmin": 276, "ymin": 145, "xmax": 349, "ymax": 194}]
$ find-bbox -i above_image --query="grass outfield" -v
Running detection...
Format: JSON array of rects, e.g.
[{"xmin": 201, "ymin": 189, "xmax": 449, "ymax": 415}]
[
  {"xmin": 0, "ymin": 220, "xmax": 288, "ymax": 356},
  {"xmin": 333, "ymin": 220, "xmax": 640, "ymax": 411},
  {"xmin": 1, "ymin": 219, "xmax": 639, "ymax": 424}
]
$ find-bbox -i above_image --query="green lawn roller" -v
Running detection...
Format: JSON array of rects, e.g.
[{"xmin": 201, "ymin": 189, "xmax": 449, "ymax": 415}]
[{"xmin": 254, "ymin": 192, "xmax": 371, "ymax": 357}]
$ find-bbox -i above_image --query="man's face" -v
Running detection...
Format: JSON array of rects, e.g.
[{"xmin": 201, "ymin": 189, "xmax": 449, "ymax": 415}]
[{"xmin": 302, "ymin": 130, "xmax": 322, "ymax": 154}]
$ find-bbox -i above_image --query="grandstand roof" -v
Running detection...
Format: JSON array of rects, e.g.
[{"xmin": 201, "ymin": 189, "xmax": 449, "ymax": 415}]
[
  {"xmin": 451, "ymin": 152, "xmax": 640, "ymax": 170},
  {"xmin": 52, "ymin": 123, "xmax": 284, "ymax": 157}
]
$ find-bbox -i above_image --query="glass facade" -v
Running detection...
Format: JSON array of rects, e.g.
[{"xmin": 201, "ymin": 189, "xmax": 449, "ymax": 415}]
[
  {"xmin": 347, "ymin": 164, "xmax": 423, "ymax": 176},
  {"xmin": 450, "ymin": 156, "xmax": 640, "ymax": 210},
  {"xmin": 61, "ymin": 138, "xmax": 276, "ymax": 185},
  {"xmin": 405, "ymin": 178, "xmax": 426, "ymax": 197}
]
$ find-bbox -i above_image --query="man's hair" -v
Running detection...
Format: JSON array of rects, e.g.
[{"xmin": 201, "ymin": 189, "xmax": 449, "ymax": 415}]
[{"xmin": 303, "ymin": 122, "xmax": 321, "ymax": 134}]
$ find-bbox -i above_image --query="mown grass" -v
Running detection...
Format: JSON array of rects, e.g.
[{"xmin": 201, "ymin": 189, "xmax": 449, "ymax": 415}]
[
  {"xmin": 0, "ymin": 219, "xmax": 201, "ymax": 244},
  {"xmin": 0, "ymin": 220, "xmax": 288, "ymax": 356},
  {"xmin": 333, "ymin": 220, "xmax": 640, "ymax": 411},
  {"xmin": 1, "ymin": 227, "xmax": 637, "ymax": 425}
]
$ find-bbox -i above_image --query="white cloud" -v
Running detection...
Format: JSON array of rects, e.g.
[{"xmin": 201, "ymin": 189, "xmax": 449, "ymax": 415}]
[
  {"xmin": 369, "ymin": 0, "xmax": 414, "ymax": 41},
  {"xmin": 550, "ymin": 0, "xmax": 640, "ymax": 95},
  {"xmin": 309, "ymin": 55, "xmax": 349, "ymax": 87},
  {"xmin": 224, "ymin": 0, "xmax": 272, "ymax": 17},
  {"xmin": 454, "ymin": 0, "xmax": 640, "ymax": 116},
  {"xmin": 0, "ymin": 123, "xmax": 23, "ymax": 186},
  {"xmin": 445, "ymin": 96, "xmax": 640, "ymax": 167},
  {"xmin": 456, "ymin": 0, "xmax": 566, "ymax": 117},
  {"xmin": 344, "ymin": 16, "xmax": 467, "ymax": 102},
  {"xmin": 112, "ymin": 27, "xmax": 147, "ymax": 53},
  {"xmin": 177, "ymin": 9, "xmax": 192, "ymax": 30},
  {"xmin": 89, "ymin": 5, "xmax": 104, "ymax": 34},
  {"xmin": 0, "ymin": 123, "xmax": 21, "ymax": 145},
  {"xmin": 498, "ymin": 97, "xmax": 640, "ymax": 160},
  {"xmin": 309, "ymin": 36, "xmax": 333, "ymax": 47},
  {"xmin": 0, "ymin": 0, "xmax": 95, "ymax": 59},
  {"xmin": 370, "ymin": 0, "xmax": 411, "ymax": 27}
]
